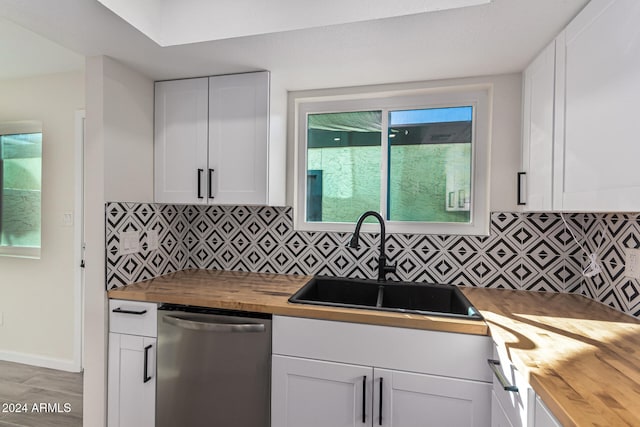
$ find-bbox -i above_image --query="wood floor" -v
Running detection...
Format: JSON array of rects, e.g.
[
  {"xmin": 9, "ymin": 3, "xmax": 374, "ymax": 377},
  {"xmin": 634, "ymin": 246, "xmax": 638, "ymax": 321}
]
[{"xmin": 0, "ymin": 361, "xmax": 82, "ymax": 427}]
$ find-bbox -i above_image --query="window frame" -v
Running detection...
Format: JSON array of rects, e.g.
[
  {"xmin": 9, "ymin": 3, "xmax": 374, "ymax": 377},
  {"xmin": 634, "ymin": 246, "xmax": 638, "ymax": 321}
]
[
  {"xmin": 294, "ymin": 85, "xmax": 491, "ymax": 235},
  {"xmin": 0, "ymin": 120, "xmax": 42, "ymax": 259}
]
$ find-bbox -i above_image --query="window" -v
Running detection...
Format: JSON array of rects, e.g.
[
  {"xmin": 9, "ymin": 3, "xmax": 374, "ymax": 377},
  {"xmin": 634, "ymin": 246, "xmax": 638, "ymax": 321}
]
[
  {"xmin": 294, "ymin": 87, "xmax": 490, "ymax": 235},
  {"xmin": 0, "ymin": 121, "xmax": 42, "ymax": 258}
]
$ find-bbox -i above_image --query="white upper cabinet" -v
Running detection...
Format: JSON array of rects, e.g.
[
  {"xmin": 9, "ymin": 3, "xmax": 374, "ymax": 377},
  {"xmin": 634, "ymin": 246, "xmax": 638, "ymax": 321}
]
[
  {"xmin": 555, "ymin": 0, "xmax": 640, "ymax": 211},
  {"xmin": 208, "ymin": 72, "xmax": 269, "ymax": 205},
  {"xmin": 521, "ymin": 40, "xmax": 556, "ymax": 211},
  {"xmin": 154, "ymin": 77, "xmax": 209, "ymax": 204},
  {"xmin": 521, "ymin": 0, "xmax": 640, "ymax": 212},
  {"xmin": 154, "ymin": 71, "xmax": 271, "ymax": 205}
]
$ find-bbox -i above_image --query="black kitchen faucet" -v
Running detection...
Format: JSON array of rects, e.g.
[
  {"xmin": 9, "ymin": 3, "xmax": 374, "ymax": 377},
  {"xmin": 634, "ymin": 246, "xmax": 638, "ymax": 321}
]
[{"xmin": 348, "ymin": 211, "xmax": 397, "ymax": 281}]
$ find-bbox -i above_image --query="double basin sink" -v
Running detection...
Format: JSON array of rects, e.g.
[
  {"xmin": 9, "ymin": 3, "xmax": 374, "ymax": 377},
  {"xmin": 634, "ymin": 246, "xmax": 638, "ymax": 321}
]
[{"xmin": 289, "ymin": 276, "xmax": 483, "ymax": 320}]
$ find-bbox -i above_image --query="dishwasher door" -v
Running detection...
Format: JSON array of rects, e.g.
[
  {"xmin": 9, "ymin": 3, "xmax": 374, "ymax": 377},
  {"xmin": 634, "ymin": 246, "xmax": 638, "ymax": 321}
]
[{"xmin": 157, "ymin": 305, "xmax": 272, "ymax": 427}]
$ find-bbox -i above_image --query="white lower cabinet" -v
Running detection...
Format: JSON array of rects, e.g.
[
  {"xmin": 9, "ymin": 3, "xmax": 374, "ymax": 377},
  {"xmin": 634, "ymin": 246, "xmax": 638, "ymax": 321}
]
[
  {"xmin": 488, "ymin": 344, "xmax": 562, "ymax": 427},
  {"xmin": 272, "ymin": 357, "xmax": 491, "ymax": 427},
  {"xmin": 272, "ymin": 356, "xmax": 370, "ymax": 427},
  {"xmin": 488, "ymin": 350, "xmax": 533, "ymax": 427},
  {"xmin": 377, "ymin": 368, "xmax": 491, "ymax": 427},
  {"xmin": 533, "ymin": 397, "xmax": 562, "ymax": 427},
  {"xmin": 108, "ymin": 300, "xmax": 158, "ymax": 427},
  {"xmin": 108, "ymin": 334, "xmax": 156, "ymax": 427},
  {"xmin": 491, "ymin": 391, "xmax": 515, "ymax": 427},
  {"xmin": 272, "ymin": 316, "xmax": 493, "ymax": 427}
]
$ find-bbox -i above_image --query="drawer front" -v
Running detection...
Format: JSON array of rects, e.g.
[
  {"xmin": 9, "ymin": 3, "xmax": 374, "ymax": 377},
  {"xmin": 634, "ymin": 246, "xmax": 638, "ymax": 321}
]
[
  {"xmin": 274, "ymin": 315, "xmax": 492, "ymax": 382},
  {"xmin": 489, "ymin": 345, "xmax": 534, "ymax": 427},
  {"xmin": 109, "ymin": 299, "xmax": 158, "ymax": 337}
]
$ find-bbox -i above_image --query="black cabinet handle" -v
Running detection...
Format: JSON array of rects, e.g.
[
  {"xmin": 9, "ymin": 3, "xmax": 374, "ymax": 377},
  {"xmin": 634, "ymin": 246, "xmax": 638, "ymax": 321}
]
[
  {"xmin": 488, "ymin": 359, "xmax": 518, "ymax": 392},
  {"xmin": 362, "ymin": 375, "xmax": 367, "ymax": 423},
  {"xmin": 208, "ymin": 168, "xmax": 215, "ymax": 199},
  {"xmin": 143, "ymin": 344, "xmax": 152, "ymax": 383},
  {"xmin": 197, "ymin": 169, "xmax": 204, "ymax": 199},
  {"xmin": 112, "ymin": 307, "xmax": 147, "ymax": 315},
  {"xmin": 517, "ymin": 172, "xmax": 526, "ymax": 205},
  {"xmin": 379, "ymin": 377, "xmax": 383, "ymax": 426}
]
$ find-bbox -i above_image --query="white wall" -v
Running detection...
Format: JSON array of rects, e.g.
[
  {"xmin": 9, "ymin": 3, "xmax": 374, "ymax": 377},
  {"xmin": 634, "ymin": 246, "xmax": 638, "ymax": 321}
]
[
  {"xmin": 285, "ymin": 72, "xmax": 523, "ymax": 212},
  {"xmin": 0, "ymin": 71, "xmax": 84, "ymax": 370},
  {"xmin": 102, "ymin": 57, "xmax": 154, "ymax": 202},
  {"xmin": 84, "ymin": 55, "xmax": 154, "ymax": 427}
]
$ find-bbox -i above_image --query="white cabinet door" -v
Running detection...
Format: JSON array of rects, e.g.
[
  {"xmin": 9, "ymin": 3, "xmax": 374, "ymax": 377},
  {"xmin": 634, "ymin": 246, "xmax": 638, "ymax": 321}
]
[
  {"xmin": 208, "ymin": 71, "xmax": 269, "ymax": 205},
  {"xmin": 108, "ymin": 333, "xmax": 156, "ymax": 427},
  {"xmin": 154, "ymin": 77, "xmax": 209, "ymax": 204},
  {"xmin": 555, "ymin": 0, "xmax": 640, "ymax": 211},
  {"xmin": 272, "ymin": 355, "xmax": 372, "ymax": 427},
  {"xmin": 376, "ymin": 368, "xmax": 491, "ymax": 427},
  {"xmin": 521, "ymin": 40, "xmax": 556, "ymax": 211},
  {"xmin": 492, "ymin": 392, "xmax": 516, "ymax": 427},
  {"xmin": 533, "ymin": 396, "xmax": 562, "ymax": 427}
]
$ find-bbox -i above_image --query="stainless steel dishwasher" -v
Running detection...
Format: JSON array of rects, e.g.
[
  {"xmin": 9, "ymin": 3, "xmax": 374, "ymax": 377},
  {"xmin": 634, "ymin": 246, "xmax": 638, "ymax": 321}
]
[{"xmin": 157, "ymin": 304, "xmax": 272, "ymax": 427}]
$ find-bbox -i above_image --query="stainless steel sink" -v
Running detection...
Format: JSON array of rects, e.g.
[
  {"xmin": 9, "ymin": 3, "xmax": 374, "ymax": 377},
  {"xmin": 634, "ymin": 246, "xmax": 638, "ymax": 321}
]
[{"xmin": 288, "ymin": 276, "xmax": 483, "ymax": 320}]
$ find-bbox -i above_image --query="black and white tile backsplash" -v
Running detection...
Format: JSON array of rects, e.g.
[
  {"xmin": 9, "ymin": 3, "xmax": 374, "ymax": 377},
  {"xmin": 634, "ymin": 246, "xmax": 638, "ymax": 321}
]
[{"xmin": 105, "ymin": 202, "xmax": 640, "ymax": 319}]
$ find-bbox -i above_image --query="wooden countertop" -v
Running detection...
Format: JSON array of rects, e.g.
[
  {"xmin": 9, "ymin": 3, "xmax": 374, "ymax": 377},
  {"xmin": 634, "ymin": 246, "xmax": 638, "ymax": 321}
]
[
  {"xmin": 107, "ymin": 269, "xmax": 489, "ymax": 335},
  {"xmin": 463, "ymin": 287, "xmax": 640, "ymax": 427},
  {"xmin": 108, "ymin": 269, "xmax": 640, "ymax": 426}
]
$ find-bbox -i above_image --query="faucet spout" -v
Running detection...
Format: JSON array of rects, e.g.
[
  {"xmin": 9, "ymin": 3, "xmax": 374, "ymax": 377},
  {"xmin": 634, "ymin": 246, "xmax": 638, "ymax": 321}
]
[{"xmin": 349, "ymin": 211, "xmax": 396, "ymax": 281}]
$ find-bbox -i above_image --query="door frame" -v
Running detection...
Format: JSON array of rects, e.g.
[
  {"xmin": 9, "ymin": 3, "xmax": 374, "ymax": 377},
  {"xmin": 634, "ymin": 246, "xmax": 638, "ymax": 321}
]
[{"xmin": 72, "ymin": 109, "xmax": 85, "ymax": 372}]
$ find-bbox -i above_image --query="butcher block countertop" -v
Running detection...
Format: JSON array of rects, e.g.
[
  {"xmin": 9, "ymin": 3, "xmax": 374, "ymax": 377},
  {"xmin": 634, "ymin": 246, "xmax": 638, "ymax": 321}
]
[
  {"xmin": 108, "ymin": 269, "xmax": 640, "ymax": 426},
  {"xmin": 107, "ymin": 269, "xmax": 489, "ymax": 335},
  {"xmin": 463, "ymin": 287, "xmax": 640, "ymax": 427}
]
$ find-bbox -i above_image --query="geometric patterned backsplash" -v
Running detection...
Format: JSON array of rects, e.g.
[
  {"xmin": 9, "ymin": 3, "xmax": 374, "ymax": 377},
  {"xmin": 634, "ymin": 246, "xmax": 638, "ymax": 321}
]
[{"xmin": 105, "ymin": 202, "xmax": 640, "ymax": 319}]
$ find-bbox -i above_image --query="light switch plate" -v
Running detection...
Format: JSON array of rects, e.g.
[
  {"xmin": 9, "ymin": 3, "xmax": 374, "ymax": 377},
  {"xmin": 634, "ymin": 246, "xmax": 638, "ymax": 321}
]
[
  {"xmin": 624, "ymin": 248, "xmax": 640, "ymax": 279},
  {"xmin": 63, "ymin": 212, "xmax": 73, "ymax": 227},
  {"xmin": 119, "ymin": 231, "xmax": 140, "ymax": 255}
]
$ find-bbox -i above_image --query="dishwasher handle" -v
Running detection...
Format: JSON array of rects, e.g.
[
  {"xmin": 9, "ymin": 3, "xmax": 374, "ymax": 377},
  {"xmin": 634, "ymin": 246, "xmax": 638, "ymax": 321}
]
[{"xmin": 162, "ymin": 314, "xmax": 266, "ymax": 333}]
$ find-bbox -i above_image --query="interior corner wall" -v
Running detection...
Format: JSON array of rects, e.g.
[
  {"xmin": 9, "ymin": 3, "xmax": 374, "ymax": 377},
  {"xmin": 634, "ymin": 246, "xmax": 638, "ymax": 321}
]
[
  {"xmin": 102, "ymin": 56, "xmax": 154, "ymax": 203},
  {"xmin": 268, "ymin": 74, "xmax": 288, "ymax": 206},
  {"xmin": 83, "ymin": 55, "xmax": 154, "ymax": 427},
  {"xmin": 84, "ymin": 55, "xmax": 108, "ymax": 427},
  {"xmin": 0, "ymin": 71, "xmax": 84, "ymax": 368}
]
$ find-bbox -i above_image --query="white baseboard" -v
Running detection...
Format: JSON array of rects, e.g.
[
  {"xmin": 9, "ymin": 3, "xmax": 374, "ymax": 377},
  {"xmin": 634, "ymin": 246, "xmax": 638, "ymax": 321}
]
[{"xmin": 0, "ymin": 350, "xmax": 82, "ymax": 373}]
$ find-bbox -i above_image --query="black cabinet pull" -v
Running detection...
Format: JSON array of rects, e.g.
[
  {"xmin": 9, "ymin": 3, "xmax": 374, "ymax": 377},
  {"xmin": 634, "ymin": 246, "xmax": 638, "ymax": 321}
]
[
  {"xmin": 197, "ymin": 169, "xmax": 204, "ymax": 199},
  {"xmin": 362, "ymin": 375, "xmax": 367, "ymax": 423},
  {"xmin": 112, "ymin": 307, "xmax": 147, "ymax": 315},
  {"xmin": 208, "ymin": 168, "xmax": 215, "ymax": 199},
  {"xmin": 143, "ymin": 344, "xmax": 152, "ymax": 383},
  {"xmin": 379, "ymin": 377, "xmax": 383, "ymax": 426},
  {"xmin": 488, "ymin": 359, "xmax": 518, "ymax": 392},
  {"xmin": 517, "ymin": 172, "xmax": 526, "ymax": 205}
]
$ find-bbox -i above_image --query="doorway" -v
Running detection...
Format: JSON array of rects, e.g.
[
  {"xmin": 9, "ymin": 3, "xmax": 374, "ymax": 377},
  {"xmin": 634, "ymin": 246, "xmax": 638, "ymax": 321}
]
[{"xmin": 73, "ymin": 109, "xmax": 85, "ymax": 371}]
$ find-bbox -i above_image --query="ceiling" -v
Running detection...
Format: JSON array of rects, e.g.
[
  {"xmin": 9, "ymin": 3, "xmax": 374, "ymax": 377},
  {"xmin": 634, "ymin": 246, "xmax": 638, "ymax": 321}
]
[
  {"xmin": 95, "ymin": 0, "xmax": 491, "ymax": 46},
  {"xmin": 0, "ymin": 16, "xmax": 84, "ymax": 80},
  {"xmin": 0, "ymin": 0, "xmax": 590, "ymax": 90}
]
